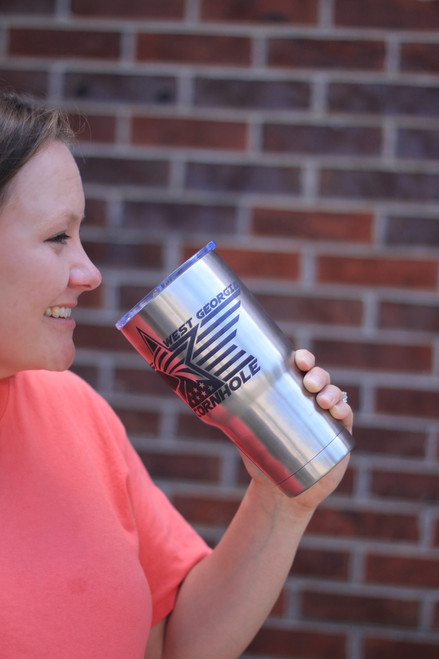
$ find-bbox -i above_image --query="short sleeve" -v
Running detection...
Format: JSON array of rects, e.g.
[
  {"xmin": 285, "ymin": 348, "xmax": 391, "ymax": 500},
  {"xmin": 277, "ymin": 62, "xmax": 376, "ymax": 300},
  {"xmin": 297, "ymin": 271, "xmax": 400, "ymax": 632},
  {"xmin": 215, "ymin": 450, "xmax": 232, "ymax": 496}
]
[{"xmin": 118, "ymin": 424, "xmax": 212, "ymax": 626}]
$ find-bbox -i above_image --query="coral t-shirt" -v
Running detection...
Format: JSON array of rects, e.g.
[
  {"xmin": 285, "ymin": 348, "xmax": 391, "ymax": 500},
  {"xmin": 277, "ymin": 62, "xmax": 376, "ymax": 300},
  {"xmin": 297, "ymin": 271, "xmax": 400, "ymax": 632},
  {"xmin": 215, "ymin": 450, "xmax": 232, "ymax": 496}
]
[{"xmin": 0, "ymin": 369, "xmax": 210, "ymax": 658}]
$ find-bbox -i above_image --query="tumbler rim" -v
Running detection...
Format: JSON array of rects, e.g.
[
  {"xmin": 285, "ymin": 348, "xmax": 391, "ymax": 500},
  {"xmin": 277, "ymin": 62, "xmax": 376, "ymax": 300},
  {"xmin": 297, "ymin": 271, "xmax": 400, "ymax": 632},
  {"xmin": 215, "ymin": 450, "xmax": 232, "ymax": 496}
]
[{"xmin": 115, "ymin": 241, "xmax": 217, "ymax": 330}]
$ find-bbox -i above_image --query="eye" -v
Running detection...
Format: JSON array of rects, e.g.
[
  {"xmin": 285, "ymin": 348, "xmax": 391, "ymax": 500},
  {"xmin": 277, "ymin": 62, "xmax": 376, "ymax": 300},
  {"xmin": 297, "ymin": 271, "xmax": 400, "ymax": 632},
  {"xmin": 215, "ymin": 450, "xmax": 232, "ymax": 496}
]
[{"xmin": 47, "ymin": 232, "xmax": 71, "ymax": 245}]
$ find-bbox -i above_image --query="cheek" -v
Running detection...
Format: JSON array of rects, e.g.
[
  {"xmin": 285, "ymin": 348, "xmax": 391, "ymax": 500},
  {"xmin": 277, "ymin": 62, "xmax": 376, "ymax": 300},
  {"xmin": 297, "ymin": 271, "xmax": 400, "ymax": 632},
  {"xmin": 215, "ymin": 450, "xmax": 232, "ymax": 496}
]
[
  {"xmin": 29, "ymin": 254, "xmax": 70, "ymax": 299},
  {"xmin": 2, "ymin": 266, "xmax": 68, "ymax": 325}
]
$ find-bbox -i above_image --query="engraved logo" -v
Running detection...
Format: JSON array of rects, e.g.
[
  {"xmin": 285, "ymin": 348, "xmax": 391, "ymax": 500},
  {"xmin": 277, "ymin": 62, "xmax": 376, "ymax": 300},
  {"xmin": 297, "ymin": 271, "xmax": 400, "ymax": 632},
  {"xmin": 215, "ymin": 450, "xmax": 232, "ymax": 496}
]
[{"xmin": 136, "ymin": 282, "xmax": 260, "ymax": 415}]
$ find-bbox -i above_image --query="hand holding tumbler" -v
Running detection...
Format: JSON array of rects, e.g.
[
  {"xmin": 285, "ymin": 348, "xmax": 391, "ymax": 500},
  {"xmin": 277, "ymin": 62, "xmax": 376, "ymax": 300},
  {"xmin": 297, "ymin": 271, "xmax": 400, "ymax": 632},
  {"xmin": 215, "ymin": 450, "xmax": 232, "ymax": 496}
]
[{"xmin": 116, "ymin": 241, "xmax": 354, "ymax": 496}]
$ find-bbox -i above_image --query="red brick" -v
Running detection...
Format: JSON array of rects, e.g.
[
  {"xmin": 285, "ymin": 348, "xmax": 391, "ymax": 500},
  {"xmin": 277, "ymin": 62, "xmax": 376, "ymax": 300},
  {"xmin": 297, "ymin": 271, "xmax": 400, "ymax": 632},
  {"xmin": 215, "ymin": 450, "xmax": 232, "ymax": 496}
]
[
  {"xmin": 335, "ymin": 0, "xmax": 439, "ymax": 30},
  {"xmin": 256, "ymin": 293, "xmax": 363, "ymax": 326},
  {"xmin": 308, "ymin": 507, "xmax": 418, "ymax": 542},
  {"xmin": 236, "ymin": 459, "xmax": 252, "ymax": 488},
  {"xmin": 177, "ymin": 411, "xmax": 229, "ymax": 443},
  {"xmin": 136, "ymin": 33, "xmax": 251, "ymax": 66},
  {"xmin": 138, "ymin": 450, "xmax": 221, "ymax": 484},
  {"xmin": 1, "ymin": 0, "xmax": 54, "ymax": 12},
  {"xmin": 377, "ymin": 387, "xmax": 439, "ymax": 419},
  {"xmin": 76, "ymin": 285, "xmax": 103, "ymax": 309},
  {"xmin": 114, "ymin": 368, "xmax": 171, "ymax": 398},
  {"xmin": 247, "ymin": 626, "xmax": 347, "ymax": 658},
  {"xmin": 69, "ymin": 113, "xmax": 116, "ymax": 144},
  {"xmin": 83, "ymin": 240, "xmax": 162, "ymax": 269},
  {"xmin": 302, "ymin": 589, "xmax": 418, "ymax": 627},
  {"xmin": 379, "ymin": 300, "xmax": 439, "ymax": 333},
  {"xmin": 365, "ymin": 637, "xmax": 439, "ymax": 659},
  {"xmin": 8, "ymin": 29, "xmax": 120, "ymax": 60},
  {"xmin": 263, "ymin": 123, "xmax": 381, "ymax": 156},
  {"xmin": 372, "ymin": 470, "xmax": 439, "ymax": 502},
  {"xmin": 114, "ymin": 409, "xmax": 160, "ymax": 436},
  {"xmin": 332, "ymin": 385, "xmax": 360, "ymax": 413},
  {"xmin": 194, "ymin": 76, "xmax": 310, "ymax": 110},
  {"xmin": 173, "ymin": 494, "xmax": 240, "ymax": 527},
  {"xmin": 293, "ymin": 547, "xmax": 350, "ymax": 580},
  {"xmin": 131, "ymin": 116, "xmax": 247, "ymax": 151},
  {"xmin": 385, "ymin": 216, "xmax": 439, "ymax": 247},
  {"xmin": 353, "ymin": 425, "xmax": 426, "ymax": 458},
  {"xmin": 252, "ymin": 208, "xmax": 373, "ymax": 243},
  {"xmin": 121, "ymin": 201, "xmax": 238, "ymax": 235},
  {"xmin": 401, "ymin": 42, "xmax": 439, "ymax": 74},
  {"xmin": 186, "ymin": 161, "xmax": 301, "ymax": 195},
  {"xmin": 64, "ymin": 72, "xmax": 176, "ymax": 105},
  {"xmin": 366, "ymin": 553, "xmax": 439, "ymax": 588},
  {"xmin": 321, "ymin": 168, "xmax": 439, "ymax": 202},
  {"xmin": 314, "ymin": 338, "xmax": 432, "ymax": 373},
  {"xmin": 120, "ymin": 285, "xmax": 169, "ymax": 318},
  {"xmin": 329, "ymin": 82, "xmax": 439, "ymax": 117},
  {"xmin": 83, "ymin": 199, "xmax": 107, "ymax": 228},
  {"xmin": 77, "ymin": 156, "xmax": 169, "ymax": 188},
  {"xmin": 69, "ymin": 365, "xmax": 99, "ymax": 389},
  {"xmin": 335, "ymin": 464, "xmax": 355, "ymax": 496},
  {"xmin": 201, "ymin": 247, "xmax": 300, "ymax": 281},
  {"xmin": 433, "ymin": 519, "xmax": 439, "ymax": 547},
  {"xmin": 270, "ymin": 590, "xmax": 287, "ymax": 617},
  {"xmin": 317, "ymin": 255, "xmax": 438, "ymax": 289},
  {"xmin": 398, "ymin": 127, "xmax": 439, "ymax": 160},
  {"xmin": 71, "ymin": 0, "xmax": 184, "ymax": 18},
  {"xmin": 268, "ymin": 38, "xmax": 385, "ymax": 71},
  {"xmin": 74, "ymin": 323, "xmax": 128, "ymax": 352},
  {"xmin": 201, "ymin": 0, "xmax": 318, "ymax": 24},
  {"xmin": 0, "ymin": 69, "xmax": 48, "ymax": 96},
  {"xmin": 3, "ymin": 5, "xmax": 439, "ymax": 653}
]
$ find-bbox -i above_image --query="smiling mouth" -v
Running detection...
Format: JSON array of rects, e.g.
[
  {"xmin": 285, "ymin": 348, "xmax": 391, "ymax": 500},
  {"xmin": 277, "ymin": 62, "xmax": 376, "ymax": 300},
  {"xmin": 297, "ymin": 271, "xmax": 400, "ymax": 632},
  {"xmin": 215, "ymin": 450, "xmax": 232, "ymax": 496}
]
[{"xmin": 44, "ymin": 306, "xmax": 72, "ymax": 319}]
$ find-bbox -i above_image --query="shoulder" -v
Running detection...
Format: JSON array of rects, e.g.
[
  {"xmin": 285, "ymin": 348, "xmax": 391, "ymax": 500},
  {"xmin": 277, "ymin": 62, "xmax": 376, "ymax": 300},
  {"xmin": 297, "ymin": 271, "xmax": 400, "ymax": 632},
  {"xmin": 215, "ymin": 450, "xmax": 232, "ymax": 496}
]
[
  {"xmin": 17, "ymin": 368, "xmax": 96, "ymax": 400},
  {"xmin": 16, "ymin": 369, "xmax": 117, "ymax": 424},
  {"xmin": 13, "ymin": 369, "xmax": 129, "ymax": 458}
]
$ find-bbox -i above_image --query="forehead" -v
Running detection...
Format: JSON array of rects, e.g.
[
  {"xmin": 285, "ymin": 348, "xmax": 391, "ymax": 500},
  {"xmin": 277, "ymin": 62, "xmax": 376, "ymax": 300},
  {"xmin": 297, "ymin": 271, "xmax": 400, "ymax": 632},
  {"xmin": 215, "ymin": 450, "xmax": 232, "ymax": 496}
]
[
  {"xmin": 1, "ymin": 141, "xmax": 84, "ymax": 227},
  {"xmin": 12, "ymin": 140, "xmax": 81, "ymax": 196}
]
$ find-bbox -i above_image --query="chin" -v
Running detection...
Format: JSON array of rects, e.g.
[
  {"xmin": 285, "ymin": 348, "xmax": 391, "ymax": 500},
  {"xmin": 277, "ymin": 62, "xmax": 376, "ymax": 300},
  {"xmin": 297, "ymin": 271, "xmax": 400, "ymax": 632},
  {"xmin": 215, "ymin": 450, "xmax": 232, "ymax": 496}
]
[{"xmin": 44, "ymin": 346, "xmax": 76, "ymax": 372}]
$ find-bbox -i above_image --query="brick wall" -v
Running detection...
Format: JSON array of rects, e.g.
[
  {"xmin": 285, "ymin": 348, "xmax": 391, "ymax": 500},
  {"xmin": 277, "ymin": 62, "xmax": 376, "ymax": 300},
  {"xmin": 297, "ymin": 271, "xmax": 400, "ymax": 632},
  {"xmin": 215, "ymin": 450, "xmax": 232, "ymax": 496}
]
[{"xmin": 1, "ymin": 0, "xmax": 439, "ymax": 657}]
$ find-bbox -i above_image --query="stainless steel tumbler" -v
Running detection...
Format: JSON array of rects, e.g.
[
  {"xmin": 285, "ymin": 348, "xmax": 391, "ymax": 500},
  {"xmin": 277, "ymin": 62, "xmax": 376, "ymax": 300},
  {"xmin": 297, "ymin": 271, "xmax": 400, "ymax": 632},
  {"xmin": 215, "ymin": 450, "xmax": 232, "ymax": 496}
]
[{"xmin": 116, "ymin": 241, "xmax": 354, "ymax": 496}]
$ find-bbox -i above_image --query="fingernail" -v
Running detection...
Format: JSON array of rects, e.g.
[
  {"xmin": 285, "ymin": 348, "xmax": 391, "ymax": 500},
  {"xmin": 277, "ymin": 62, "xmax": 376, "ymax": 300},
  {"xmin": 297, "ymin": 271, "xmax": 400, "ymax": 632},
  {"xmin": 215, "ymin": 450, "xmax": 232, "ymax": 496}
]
[
  {"xmin": 305, "ymin": 374, "xmax": 321, "ymax": 390},
  {"xmin": 321, "ymin": 392, "xmax": 335, "ymax": 406},
  {"xmin": 301, "ymin": 353, "xmax": 313, "ymax": 368}
]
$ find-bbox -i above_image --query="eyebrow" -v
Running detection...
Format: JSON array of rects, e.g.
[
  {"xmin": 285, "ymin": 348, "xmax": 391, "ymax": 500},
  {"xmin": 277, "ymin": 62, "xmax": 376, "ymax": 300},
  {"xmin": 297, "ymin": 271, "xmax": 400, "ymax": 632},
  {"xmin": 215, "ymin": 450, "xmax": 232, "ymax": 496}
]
[
  {"xmin": 41, "ymin": 211, "xmax": 85, "ymax": 234},
  {"xmin": 62, "ymin": 212, "xmax": 85, "ymax": 225}
]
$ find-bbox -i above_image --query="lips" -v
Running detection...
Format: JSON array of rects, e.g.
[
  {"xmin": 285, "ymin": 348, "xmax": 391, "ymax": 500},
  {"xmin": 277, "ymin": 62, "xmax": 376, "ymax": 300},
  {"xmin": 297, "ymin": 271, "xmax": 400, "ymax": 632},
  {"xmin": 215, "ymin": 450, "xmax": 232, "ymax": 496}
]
[{"xmin": 44, "ymin": 306, "xmax": 72, "ymax": 318}]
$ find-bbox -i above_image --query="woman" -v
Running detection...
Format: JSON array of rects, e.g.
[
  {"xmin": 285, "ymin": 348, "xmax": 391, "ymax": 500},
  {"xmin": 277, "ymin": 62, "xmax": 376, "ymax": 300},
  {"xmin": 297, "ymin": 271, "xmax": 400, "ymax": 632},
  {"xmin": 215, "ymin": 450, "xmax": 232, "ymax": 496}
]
[{"xmin": 0, "ymin": 90, "xmax": 352, "ymax": 658}]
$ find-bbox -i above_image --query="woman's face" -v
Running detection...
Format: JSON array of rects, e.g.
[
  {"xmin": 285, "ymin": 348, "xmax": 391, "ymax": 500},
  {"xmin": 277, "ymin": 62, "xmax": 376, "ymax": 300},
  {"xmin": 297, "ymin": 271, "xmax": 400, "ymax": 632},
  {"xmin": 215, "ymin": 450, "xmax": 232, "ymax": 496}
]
[{"xmin": 0, "ymin": 140, "xmax": 102, "ymax": 378}]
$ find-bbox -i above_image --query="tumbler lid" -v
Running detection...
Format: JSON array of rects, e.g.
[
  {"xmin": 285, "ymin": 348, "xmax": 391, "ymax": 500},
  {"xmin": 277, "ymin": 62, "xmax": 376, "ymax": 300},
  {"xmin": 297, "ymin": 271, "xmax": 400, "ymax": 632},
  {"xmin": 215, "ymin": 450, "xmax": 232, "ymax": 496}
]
[{"xmin": 115, "ymin": 241, "xmax": 217, "ymax": 330}]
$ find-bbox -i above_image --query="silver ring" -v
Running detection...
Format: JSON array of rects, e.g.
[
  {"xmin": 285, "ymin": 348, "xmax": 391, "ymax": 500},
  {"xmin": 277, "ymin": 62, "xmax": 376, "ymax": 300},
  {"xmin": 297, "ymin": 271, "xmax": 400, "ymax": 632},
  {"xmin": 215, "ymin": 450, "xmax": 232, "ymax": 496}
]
[{"xmin": 341, "ymin": 391, "xmax": 348, "ymax": 404}]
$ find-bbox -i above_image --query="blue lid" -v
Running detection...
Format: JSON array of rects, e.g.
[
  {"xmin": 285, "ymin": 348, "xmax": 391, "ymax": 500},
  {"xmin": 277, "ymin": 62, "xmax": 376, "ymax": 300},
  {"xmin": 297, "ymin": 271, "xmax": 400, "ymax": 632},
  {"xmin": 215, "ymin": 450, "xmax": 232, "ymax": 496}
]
[{"xmin": 115, "ymin": 241, "xmax": 217, "ymax": 330}]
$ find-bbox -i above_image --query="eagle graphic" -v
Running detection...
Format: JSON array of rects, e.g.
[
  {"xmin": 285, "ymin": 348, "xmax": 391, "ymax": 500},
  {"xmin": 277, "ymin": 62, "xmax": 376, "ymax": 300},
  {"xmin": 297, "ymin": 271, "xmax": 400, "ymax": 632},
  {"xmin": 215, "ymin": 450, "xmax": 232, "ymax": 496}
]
[{"xmin": 135, "ymin": 292, "xmax": 255, "ymax": 409}]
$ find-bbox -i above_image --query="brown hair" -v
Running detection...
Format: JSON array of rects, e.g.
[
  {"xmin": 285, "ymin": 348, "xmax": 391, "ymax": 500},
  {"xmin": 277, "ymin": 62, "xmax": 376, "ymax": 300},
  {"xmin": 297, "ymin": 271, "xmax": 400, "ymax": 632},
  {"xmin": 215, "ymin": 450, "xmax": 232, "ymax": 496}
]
[{"xmin": 0, "ymin": 90, "xmax": 74, "ymax": 207}]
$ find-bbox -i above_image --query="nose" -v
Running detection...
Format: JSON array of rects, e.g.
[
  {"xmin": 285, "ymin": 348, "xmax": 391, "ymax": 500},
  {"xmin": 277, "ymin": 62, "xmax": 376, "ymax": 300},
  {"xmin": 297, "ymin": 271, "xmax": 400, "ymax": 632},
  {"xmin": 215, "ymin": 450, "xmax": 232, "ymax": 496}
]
[{"xmin": 69, "ymin": 243, "xmax": 102, "ymax": 292}]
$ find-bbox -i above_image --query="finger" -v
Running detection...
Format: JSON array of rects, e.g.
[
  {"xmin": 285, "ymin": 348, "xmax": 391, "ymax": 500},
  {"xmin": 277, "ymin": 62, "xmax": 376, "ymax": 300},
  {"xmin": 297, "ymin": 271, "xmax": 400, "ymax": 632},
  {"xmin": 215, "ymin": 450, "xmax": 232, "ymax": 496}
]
[
  {"xmin": 328, "ymin": 401, "xmax": 354, "ymax": 433},
  {"xmin": 315, "ymin": 384, "xmax": 343, "ymax": 409},
  {"xmin": 316, "ymin": 385, "xmax": 354, "ymax": 433},
  {"xmin": 293, "ymin": 349, "xmax": 315, "ymax": 372},
  {"xmin": 303, "ymin": 366, "xmax": 330, "ymax": 393}
]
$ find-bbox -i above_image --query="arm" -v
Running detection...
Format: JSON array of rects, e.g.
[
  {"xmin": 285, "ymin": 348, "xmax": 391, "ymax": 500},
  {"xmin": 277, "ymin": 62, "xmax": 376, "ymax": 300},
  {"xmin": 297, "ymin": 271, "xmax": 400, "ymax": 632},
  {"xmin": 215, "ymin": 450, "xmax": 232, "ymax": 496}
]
[{"xmin": 145, "ymin": 349, "xmax": 352, "ymax": 659}]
